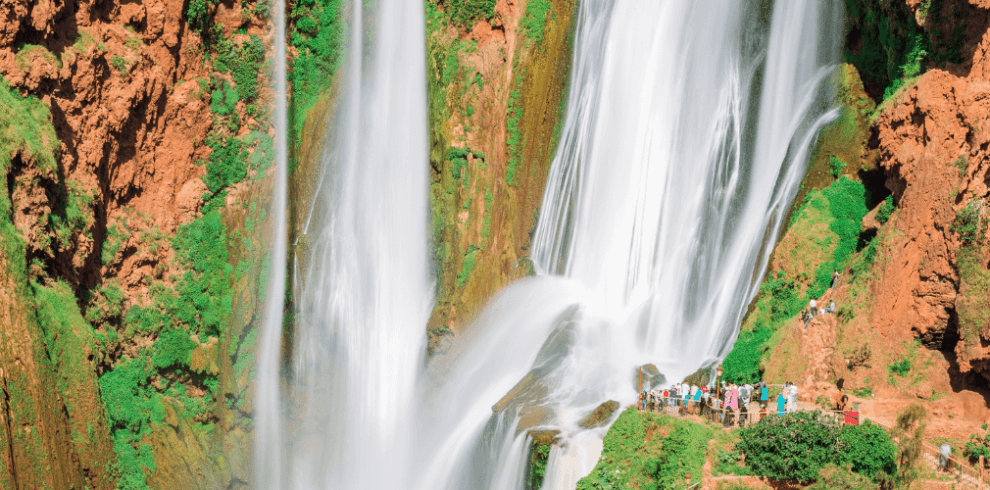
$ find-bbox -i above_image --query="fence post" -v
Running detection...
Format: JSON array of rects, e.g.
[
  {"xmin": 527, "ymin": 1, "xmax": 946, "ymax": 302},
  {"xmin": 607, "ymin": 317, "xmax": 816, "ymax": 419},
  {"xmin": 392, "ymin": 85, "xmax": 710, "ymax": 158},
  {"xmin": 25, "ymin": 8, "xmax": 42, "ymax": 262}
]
[{"xmin": 980, "ymin": 455, "xmax": 984, "ymax": 489}]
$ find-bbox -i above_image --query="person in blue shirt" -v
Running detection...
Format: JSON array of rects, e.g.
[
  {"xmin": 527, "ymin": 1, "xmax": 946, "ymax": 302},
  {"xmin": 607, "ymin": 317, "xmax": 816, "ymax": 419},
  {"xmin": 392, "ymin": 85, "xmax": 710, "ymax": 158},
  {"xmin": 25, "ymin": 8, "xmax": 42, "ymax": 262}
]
[
  {"xmin": 759, "ymin": 381, "xmax": 769, "ymax": 408},
  {"xmin": 776, "ymin": 391, "xmax": 787, "ymax": 416}
]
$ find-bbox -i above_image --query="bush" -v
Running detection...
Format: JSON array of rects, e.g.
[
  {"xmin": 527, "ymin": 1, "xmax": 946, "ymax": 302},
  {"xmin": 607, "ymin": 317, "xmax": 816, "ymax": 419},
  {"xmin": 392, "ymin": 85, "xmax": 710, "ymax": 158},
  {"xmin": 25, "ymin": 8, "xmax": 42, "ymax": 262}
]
[
  {"xmin": 887, "ymin": 356, "xmax": 910, "ymax": 377},
  {"xmin": 830, "ymin": 156, "xmax": 847, "ymax": 178},
  {"xmin": 836, "ymin": 420, "xmax": 896, "ymax": 479},
  {"xmin": 965, "ymin": 424, "xmax": 990, "ymax": 462},
  {"xmin": 444, "ymin": 0, "xmax": 497, "ymax": 27},
  {"xmin": 152, "ymin": 329, "xmax": 198, "ymax": 369},
  {"xmin": 202, "ymin": 133, "xmax": 248, "ymax": 194},
  {"xmin": 875, "ymin": 195, "xmax": 894, "ymax": 225},
  {"xmin": 952, "ymin": 199, "xmax": 983, "ymax": 243},
  {"xmin": 738, "ymin": 411, "xmax": 842, "ymax": 483}
]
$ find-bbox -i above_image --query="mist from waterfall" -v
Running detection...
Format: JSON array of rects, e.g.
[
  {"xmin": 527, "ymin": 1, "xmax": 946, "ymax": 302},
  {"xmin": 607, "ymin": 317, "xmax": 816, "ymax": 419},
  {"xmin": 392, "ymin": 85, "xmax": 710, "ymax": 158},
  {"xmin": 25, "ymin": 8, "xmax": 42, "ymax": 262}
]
[{"xmin": 254, "ymin": 1, "xmax": 843, "ymax": 489}]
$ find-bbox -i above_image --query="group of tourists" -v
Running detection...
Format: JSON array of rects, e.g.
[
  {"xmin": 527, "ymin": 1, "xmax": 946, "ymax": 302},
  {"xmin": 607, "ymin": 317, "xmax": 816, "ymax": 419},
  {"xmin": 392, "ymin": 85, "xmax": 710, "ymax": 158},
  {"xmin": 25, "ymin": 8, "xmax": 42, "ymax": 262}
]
[
  {"xmin": 803, "ymin": 271, "xmax": 841, "ymax": 327},
  {"xmin": 802, "ymin": 299, "xmax": 837, "ymax": 327},
  {"xmin": 638, "ymin": 379, "xmax": 801, "ymax": 428}
]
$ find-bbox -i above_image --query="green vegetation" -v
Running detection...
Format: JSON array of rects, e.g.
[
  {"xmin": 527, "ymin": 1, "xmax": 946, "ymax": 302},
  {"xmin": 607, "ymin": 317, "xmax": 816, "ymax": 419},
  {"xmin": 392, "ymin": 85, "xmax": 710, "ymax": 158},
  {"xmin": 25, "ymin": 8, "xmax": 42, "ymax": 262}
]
[
  {"xmin": 521, "ymin": 0, "xmax": 552, "ymax": 48},
  {"xmin": 506, "ymin": 81, "xmax": 522, "ymax": 186},
  {"xmin": 952, "ymin": 199, "xmax": 983, "ymax": 243},
  {"xmin": 724, "ymin": 176, "xmax": 874, "ymax": 384},
  {"xmin": 829, "ymin": 156, "xmax": 847, "ymax": 178},
  {"xmin": 288, "ymin": 0, "xmax": 344, "ymax": 143},
  {"xmin": 965, "ymin": 424, "xmax": 990, "ymax": 463},
  {"xmin": 808, "ymin": 177, "xmax": 869, "ymax": 298},
  {"xmin": 887, "ymin": 356, "xmax": 911, "ymax": 377},
  {"xmin": 875, "ymin": 195, "xmax": 894, "ymax": 225},
  {"xmin": 955, "ymin": 155, "xmax": 968, "ymax": 177},
  {"xmin": 0, "ymin": 76, "xmax": 58, "ymax": 282},
  {"xmin": 722, "ymin": 272, "xmax": 805, "ymax": 384},
  {"xmin": 576, "ymin": 408, "xmax": 713, "ymax": 490},
  {"xmin": 739, "ymin": 412, "xmax": 895, "ymax": 484},
  {"xmin": 809, "ymin": 464, "xmax": 880, "ymax": 490},
  {"xmin": 443, "ymin": 0, "xmax": 496, "ymax": 27},
  {"xmin": 841, "ymin": 0, "xmax": 926, "ymax": 100},
  {"xmin": 527, "ymin": 437, "xmax": 551, "ymax": 490},
  {"xmin": 955, "ymin": 245, "xmax": 990, "ymax": 359},
  {"xmin": 112, "ymin": 54, "xmax": 128, "ymax": 75},
  {"xmin": 211, "ymin": 35, "xmax": 266, "ymax": 102},
  {"xmin": 457, "ymin": 245, "xmax": 479, "ymax": 287}
]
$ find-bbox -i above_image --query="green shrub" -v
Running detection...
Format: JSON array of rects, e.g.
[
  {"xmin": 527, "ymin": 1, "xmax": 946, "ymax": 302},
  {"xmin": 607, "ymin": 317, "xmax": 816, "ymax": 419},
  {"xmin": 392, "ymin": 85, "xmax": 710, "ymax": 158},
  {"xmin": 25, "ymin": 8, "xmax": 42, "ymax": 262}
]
[
  {"xmin": 829, "ymin": 156, "xmax": 847, "ymax": 178},
  {"xmin": 952, "ymin": 199, "xmax": 983, "ymax": 243},
  {"xmin": 202, "ymin": 133, "xmax": 248, "ymax": 195},
  {"xmin": 152, "ymin": 329, "xmax": 197, "ymax": 369},
  {"xmin": 955, "ymin": 155, "xmax": 968, "ymax": 177},
  {"xmin": 99, "ymin": 358, "xmax": 164, "ymax": 490},
  {"xmin": 186, "ymin": 0, "xmax": 212, "ymax": 33},
  {"xmin": 875, "ymin": 195, "xmax": 894, "ymax": 225},
  {"xmin": 444, "ymin": 0, "xmax": 497, "ymax": 27},
  {"xmin": 965, "ymin": 424, "xmax": 990, "ymax": 463},
  {"xmin": 231, "ymin": 36, "xmax": 265, "ymax": 102},
  {"xmin": 836, "ymin": 420, "xmax": 896, "ymax": 479},
  {"xmin": 111, "ymin": 55, "xmax": 128, "ymax": 74},
  {"xmin": 887, "ymin": 356, "xmax": 910, "ymax": 377},
  {"xmin": 738, "ymin": 411, "xmax": 842, "ymax": 483},
  {"xmin": 209, "ymin": 78, "xmax": 238, "ymax": 116},
  {"xmin": 166, "ymin": 210, "xmax": 233, "ymax": 336}
]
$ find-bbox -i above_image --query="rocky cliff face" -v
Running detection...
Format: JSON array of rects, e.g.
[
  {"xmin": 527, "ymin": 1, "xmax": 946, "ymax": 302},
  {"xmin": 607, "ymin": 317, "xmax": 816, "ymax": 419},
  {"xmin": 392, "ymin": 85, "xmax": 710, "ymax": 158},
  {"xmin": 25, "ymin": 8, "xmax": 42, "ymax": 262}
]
[{"xmin": 0, "ymin": 0, "xmax": 274, "ymax": 485}]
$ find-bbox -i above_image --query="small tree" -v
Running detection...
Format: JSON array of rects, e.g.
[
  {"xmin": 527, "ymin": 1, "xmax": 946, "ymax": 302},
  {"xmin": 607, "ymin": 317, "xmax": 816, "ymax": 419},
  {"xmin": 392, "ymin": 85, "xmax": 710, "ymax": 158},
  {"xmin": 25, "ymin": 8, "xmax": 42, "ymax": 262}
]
[{"xmin": 893, "ymin": 404, "xmax": 928, "ymax": 488}]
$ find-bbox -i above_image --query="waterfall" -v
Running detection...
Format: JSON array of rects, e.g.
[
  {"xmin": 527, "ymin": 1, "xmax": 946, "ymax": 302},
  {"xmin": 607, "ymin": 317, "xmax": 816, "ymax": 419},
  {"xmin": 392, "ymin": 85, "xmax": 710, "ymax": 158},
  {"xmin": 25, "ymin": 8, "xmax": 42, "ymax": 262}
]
[
  {"xmin": 411, "ymin": 1, "xmax": 843, "ymax": 489},
  {"xmin": 253, "ymin": 0, "xmax": 289, "ymax": 484},
  {"xmin": 274, "ymin": 0, "xmax": 431, "ymax": 488},
  {"xmin": 254, "ymin": 1, "xmax": 843, "ymax": 489}
]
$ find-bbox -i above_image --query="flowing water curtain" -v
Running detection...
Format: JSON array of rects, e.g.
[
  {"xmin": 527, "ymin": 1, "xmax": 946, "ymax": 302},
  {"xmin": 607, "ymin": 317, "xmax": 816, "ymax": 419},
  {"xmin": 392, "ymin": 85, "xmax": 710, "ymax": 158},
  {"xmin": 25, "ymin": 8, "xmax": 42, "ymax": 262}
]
[
  {"xmin": 531, "ymin": 0, "xmax": 843, "ymax": 382},
  {"xmin": 253, "ymin": 0, "xmax": 290, "ymax": 484},
  {"xmin": 257, "ymin": 0, "xmax": 432, "ymax": 488}
]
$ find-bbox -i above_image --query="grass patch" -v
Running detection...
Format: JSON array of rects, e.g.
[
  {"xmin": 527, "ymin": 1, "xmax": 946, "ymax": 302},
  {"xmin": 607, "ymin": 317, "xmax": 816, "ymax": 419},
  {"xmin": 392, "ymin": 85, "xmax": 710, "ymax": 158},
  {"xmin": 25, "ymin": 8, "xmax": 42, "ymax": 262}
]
[{"xmin": 576, "ymin": 408, "xmax": 713, "ymax": 490}]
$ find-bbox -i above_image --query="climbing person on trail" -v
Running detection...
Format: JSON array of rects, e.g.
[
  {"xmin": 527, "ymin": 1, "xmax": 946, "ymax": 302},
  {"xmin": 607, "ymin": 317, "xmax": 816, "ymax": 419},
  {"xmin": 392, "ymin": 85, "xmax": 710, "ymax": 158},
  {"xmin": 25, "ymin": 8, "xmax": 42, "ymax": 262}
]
[
  {"xmin": 640, "ymin": 390, "xmax": 647, "ymax": 411},
  {"xmin": 740, "ymin": 383, "xmax": 751, "ymax": 410},
  {"xmin": 826, "ymin": 300, "xmax": 836, "ymax": 314},
  {"xmin": 776, "ymin": 390, "xmax": 787, "ymax": 416},
  {"xmin": 809, "ymin": 299, "xmax": 817, "ymax": 318},
  {"xmin": 831, "ymin": 269, "xmax": 839, "ymax": 289},
  {"xmin": 939, "ymin": 444, "xmax": 952, "ymax": 472},
  {"xmin": 787, "ymin": 382, "xmax": 798, "ymax": 412},
  {"xmin": 759, "ymin": 380, "xmax": 769, "ymax": 408}
]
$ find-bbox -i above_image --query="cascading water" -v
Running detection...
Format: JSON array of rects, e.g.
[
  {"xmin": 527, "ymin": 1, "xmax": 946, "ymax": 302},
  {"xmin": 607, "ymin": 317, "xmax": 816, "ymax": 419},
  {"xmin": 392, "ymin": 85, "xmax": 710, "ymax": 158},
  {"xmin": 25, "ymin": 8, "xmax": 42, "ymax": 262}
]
[
  {"xmin": 256, "ymin": 1, "xmax": 842, "ymax": 489},
  {"xmin": 265, "ymin": 0, "xmax": 432, "ymax": 489},
  {"xmin": 254, "ymin": 0, "xmax": 288, "ymax": 485}
]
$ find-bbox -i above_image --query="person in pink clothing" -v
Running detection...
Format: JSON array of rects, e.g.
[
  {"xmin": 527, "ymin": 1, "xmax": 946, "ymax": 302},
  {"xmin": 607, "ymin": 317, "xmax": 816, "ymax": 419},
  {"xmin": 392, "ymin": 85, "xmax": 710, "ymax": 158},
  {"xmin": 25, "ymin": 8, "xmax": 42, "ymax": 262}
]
[{"xmin": 729, "ymin": 384, "xmax": 739, "ymax": 410}]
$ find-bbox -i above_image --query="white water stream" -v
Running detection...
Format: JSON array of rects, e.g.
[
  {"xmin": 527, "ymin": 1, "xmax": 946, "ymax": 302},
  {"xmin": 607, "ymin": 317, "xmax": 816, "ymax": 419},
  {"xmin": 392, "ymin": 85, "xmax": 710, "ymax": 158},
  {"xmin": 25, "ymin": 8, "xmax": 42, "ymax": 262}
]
[{"xmin": 256, "ymin": 1, "xmax": 843, "ymax": 489}]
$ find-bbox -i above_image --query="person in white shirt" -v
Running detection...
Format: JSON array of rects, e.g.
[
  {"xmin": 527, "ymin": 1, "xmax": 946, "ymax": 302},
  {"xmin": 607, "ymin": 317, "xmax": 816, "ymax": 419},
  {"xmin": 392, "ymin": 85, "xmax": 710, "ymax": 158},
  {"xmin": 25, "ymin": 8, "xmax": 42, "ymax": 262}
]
[
  {"xmin": 787, "ymin": 382, "xmax": 798, "ymax": 412},
  {"xmin": 809, "ymin": 299, "xmax": 817, "ymax": 318}
]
